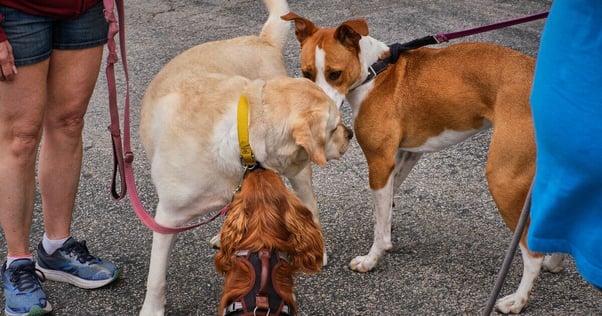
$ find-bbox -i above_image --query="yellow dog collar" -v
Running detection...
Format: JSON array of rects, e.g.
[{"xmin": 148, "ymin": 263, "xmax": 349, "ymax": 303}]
[{"xmin": 237, "ymin": 95, "xmax": 257, "ymax": 169}]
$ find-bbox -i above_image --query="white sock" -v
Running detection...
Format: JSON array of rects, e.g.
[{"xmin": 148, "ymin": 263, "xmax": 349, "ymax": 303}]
[
  {"xmin": 7, "ymin": 255, "xmax": 34, "ymax": 267},
  {"xmin": 42, "ymin": 233, "xmax": 71, "ymax": 255}
]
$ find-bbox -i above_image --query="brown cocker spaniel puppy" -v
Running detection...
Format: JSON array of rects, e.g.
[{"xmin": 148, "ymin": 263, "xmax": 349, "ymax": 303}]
[{"xmin": 215, "ymin": 168, "xmax": 324, "ymax": 316}]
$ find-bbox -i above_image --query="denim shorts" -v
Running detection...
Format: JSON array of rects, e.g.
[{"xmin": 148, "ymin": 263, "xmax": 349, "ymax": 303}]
[{"xmin": 0, "ymin": 2, "xmax": 108, "ymax": 66}]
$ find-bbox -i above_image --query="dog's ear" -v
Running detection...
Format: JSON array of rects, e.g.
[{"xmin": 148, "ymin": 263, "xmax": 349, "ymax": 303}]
[
  {"xmin": 214, "ymin": 198, "xmax": 248, "ymax": 275},
  {"xmin": 292, "ymin": 110, "xmax": 328, "ymax": 166},
  {"xmin": 283, "ymin": 195, "xmax": 324, "ymax": 273},
  {"xmin": 334, "ymin": 18, "xmax": 368, "ymax": 50},
  {"xmin": 281, "ymin": 12, "xmax": 318, "ymax": 46}
]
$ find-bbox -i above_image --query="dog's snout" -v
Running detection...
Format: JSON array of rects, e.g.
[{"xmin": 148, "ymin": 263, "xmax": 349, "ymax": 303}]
[{"xmin": 346, "ymin": 125, "xmax": 354, "ymax": 140}]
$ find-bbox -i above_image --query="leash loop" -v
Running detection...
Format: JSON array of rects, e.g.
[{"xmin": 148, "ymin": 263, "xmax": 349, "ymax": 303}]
[{"xmin": 103, "ymin": 0, "xmax": 227, "ymax": 233}]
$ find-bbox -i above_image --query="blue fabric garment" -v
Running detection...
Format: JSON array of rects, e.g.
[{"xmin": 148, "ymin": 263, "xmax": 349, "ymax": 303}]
[{"xmin": 528, "ymin": 0, "xmax": 602, "ymax": 288}]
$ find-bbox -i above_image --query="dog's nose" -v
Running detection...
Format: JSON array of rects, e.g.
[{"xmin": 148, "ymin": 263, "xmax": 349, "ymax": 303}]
[{"xmin": 347, "ymin": 126, "xmax": 354, "ymax": 140}]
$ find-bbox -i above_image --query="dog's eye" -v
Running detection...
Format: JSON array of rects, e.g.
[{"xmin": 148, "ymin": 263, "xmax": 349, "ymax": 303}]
[
  {"xmin": 302, "ymin": 71, "xmax": 313, "ymax": 80},
  {"xmin": 328, "ymin": 71, "xmax": 342, "ymax": 81}
]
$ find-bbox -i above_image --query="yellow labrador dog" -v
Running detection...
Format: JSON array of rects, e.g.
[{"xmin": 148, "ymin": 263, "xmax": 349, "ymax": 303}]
[{"xmin": 138, "ymin": 0, "xmax": 352, "ymax": 314}]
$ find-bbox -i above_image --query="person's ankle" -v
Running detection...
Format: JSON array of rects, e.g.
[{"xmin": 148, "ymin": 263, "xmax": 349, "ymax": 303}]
[
  {"xmin": 42, "ymin": 233, "xmax": 71, "ymax": 255},
  {"xmin": 6, "ymin": 255, "xmax": 33, "ymax": 267}
]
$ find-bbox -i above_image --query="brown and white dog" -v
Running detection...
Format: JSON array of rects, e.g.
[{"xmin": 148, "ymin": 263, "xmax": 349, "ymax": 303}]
[
  {"xmin": 138, "ymin": 1, "xmax": 352, "ymax": 314},
  {"xmin": 215, "ymin": 168, "xmax": 324, "ymax": 316},
  {"xmin": 281, "ymin": 13, "xmax": 565, "ymax": 313}
]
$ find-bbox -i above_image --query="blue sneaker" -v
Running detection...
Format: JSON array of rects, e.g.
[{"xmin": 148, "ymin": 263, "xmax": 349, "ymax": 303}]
[
  {"xmin": 35, "ymin": 238, "xmax": 119, "ymax": 289},
  {"xmin": 2, "ymin": 259, "xmax": 52, "ymax": 316}
]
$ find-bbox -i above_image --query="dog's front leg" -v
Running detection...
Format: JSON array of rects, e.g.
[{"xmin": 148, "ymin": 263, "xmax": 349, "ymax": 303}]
[
  {"xmin": 287, "ymin": 164, "xmax": 325, "ymax": 263},
  {"xmin": 140, "ymin": 231, "xmax": 178, "ymax": 316},
  {"xmin": 287, "ymin": 164, "xmax": 318, "ymax": 215},
  {"xmin": 350, "ymin": 151, "xmax": 422, "ymax": 272}
]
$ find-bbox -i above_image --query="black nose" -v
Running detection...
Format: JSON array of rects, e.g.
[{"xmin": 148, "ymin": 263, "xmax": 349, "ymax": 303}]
[{"xmin": 347, "ymin": 127, "xmax": 354, "ymax": 140}]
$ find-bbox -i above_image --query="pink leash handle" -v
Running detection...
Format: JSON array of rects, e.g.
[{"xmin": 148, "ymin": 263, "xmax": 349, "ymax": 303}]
[{"xmin": 103, "ymin": 0, "xmax": 227, "ymax": 234}]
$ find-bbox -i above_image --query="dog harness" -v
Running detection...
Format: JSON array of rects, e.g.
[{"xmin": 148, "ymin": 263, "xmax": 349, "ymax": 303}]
[{"xmin": 223, "ymin": 249, "xmax": 293, "ymax": 316}]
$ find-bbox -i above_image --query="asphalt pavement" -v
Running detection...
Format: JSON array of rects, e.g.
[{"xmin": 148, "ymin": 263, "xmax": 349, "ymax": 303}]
[{"xmin": 2, "ymin": 0, "xmax": 601, "ymax": 315}]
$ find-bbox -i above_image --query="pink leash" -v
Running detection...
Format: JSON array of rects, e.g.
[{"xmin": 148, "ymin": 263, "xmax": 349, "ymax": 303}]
[
  {"xmin": 102, "ymin": 0, "xmax": 228, "ymax": 234},
  {"xmin": 434, "ymin": 11, "xmax": 549, "ymax": 43}
]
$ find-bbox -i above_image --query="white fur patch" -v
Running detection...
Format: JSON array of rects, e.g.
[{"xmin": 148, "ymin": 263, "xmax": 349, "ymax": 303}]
[
  {"xmin": 314, "ymin": 47, "xmax": 346, "ymax": 108},
  {"xmin": 402, "ymin": 121, "xmax": 491, "ymax": 153}
]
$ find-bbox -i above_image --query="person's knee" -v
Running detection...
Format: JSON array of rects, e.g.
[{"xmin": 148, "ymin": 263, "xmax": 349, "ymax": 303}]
[
  {"xmin": 2, "ymin": 122, "xmax": 43, "ymax": 162},
  {"xmin": 45, "ymin": 109, "xmax": 86, "ymax": 139}
]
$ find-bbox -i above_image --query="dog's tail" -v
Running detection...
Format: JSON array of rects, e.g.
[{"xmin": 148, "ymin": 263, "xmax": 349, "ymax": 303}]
[{"xmin": 260, "ymin": 0, "xmax": 290, "ymax": 52}]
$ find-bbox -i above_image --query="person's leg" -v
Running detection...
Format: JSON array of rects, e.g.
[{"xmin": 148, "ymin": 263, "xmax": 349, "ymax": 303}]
[
  {"xmin": 36, "ymin": 47, "xmax": 119, "ymax": 289},
  {"xmin": 0, "ymin": 61, "xmax": 49, "ymax": 257},
  {"xmin": 0, "ymin": 57, "xmax": 53, "ymax": 316},
  {"xmin": 38, "ymin": 46, "xmax": 103, "ymax": 240},
  {"xmin": 33, "ymin": 2, "xmax": 118, "ymax": 290}
]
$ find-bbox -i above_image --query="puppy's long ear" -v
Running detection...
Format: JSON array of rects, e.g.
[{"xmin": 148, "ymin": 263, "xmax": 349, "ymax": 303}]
[
  {"xmin": 283, "ymin": 196, "xmax": 324, "ymax": 273},
  {"xmin": 334, "ymin": 19, "xmax": 369, "ymax": 50},
  {"xmin": 214, "ymin": 198, "xmax": 248, "ymax": 275},
  {"xmin": 281, "ymin": 12, "xmax": 318, "ymax": 46},
  {"xmin": 292, "ymin": 110, "xmax": 328, "ymax": 166}
]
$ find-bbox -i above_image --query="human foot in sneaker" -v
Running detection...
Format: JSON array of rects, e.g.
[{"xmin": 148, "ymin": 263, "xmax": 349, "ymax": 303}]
[
  {"xmin": 35, "ymin": 237, "xmax": 119, "ymax": 289},
  {"xmin": 2, "ymin": 259, "xmax": 52, "ymax": 316}
]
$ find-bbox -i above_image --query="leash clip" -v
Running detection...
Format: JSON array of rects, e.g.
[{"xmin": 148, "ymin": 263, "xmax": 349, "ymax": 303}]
[
  {"xmin": 253, "ymin": 306, "xmax": 270, "ymax": 316},
  {"xmin": 240, "ymin": 155, "xmax": 258, "ymax": 170}
]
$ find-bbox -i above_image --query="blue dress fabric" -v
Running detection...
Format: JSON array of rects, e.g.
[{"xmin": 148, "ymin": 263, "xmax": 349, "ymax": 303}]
[{"xmin": 527, "ymin": 0, "xmax": 602, "ymax": 288}]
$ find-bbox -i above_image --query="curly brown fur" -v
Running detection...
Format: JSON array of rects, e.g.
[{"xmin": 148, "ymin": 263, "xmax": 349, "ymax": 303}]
[{"xmin": 215, "ymin": 169, "xmax": 324, "ymax": 314}]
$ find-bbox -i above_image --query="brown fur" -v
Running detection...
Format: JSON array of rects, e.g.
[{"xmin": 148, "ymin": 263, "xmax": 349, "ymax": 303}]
[
  {"xmin": 215, "ymin": 169, "xmax": 324, "ymax": 314},
  {"xmin": 282, "ymin": 12, "xmax": 562, "ymax": 313}
]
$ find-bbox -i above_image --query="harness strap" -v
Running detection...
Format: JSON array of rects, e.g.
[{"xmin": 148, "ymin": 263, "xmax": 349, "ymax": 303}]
[
  {"xmin": 224, "ymin": 250, "xmax": 293, "ymax": 316},
  {"xmin": 256, "ymin": 249, "xmax": 271, "ymax": 310},
  {"xmin": 103, "ymin": 0, "xmax": 227, "ymax": 234},
  {"xmin": 223, "ymin": 302, "xmax": 291, "ymax": 316}
]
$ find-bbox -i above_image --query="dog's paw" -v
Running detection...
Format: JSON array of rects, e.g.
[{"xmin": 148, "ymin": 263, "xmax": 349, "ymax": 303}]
[
  {"xmin": 210, "ymin": 235, "xmax": 221, "ymax": 249},
  {"xmin": 543, "ymin": 253, "xmax": 565, "ymax": 273},
  {"xmin": 348, "ymin": 255, "xmax": 377, "ymax": 272},
  {"xmin": 139, "ymin": 302, "xmax": 165, "ymax": 316},
  {"xmin": 495, "ymin": 293, "xmax": 527, "ymax": 314}
]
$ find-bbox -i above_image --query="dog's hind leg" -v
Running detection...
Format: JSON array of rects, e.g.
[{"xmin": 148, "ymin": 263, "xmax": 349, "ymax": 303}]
[
  {"xmin": 543, "ymin": 253, "xmax": 565, "ymax": 273},
  {"xmin": 495, "ymin": 244, "xmax": 544, "ymax": 314},
  {"xmin": 486, "ymin": 119, "xmax": 542, "ymax": 313},
  {"xmin": 349, "ymin": 150, "xmax": 422, "ymax": 272}
]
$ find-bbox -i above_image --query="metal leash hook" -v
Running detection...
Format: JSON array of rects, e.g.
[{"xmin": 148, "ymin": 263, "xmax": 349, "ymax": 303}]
[{"xmin": 253, "ymin": 306, "xmax": 270, "ymax": 316}]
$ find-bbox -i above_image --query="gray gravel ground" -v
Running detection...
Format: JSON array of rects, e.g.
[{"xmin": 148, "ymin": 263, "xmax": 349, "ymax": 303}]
[{"xmin": 2, "ymin": 0, "xmax": 601, "ymax": 315}]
